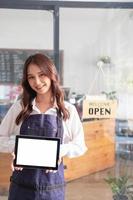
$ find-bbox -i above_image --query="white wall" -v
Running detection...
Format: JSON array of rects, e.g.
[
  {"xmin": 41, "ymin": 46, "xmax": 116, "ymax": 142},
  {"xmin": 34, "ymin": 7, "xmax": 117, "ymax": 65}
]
[
  {"xmin": 0, "ymin": 8, "xmax": 133, "ymax": 96},
  {"xmin": 0, "ymin": 9, "xmax": 53, "ymax": 49},
  {"xmin": 60, "ymin": 8, "xmax": 133, "ymax": 95}
]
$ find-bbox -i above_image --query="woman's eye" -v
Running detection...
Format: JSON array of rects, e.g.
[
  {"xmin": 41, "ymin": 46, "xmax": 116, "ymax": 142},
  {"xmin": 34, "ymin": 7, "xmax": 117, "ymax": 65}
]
[
  {"xmin": 40, "ymin": 74, "xmax": 45, "ymax": 77},
  {"xmin": 28, "ymin": 76, "xmax": 34, "ymax": 80}
]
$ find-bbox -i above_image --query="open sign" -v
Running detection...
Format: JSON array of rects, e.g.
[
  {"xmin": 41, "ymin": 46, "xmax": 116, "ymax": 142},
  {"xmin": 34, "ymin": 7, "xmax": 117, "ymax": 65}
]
[{"xmin": 83, "ymin": 99, "xmax": 117, "ymax": 119}]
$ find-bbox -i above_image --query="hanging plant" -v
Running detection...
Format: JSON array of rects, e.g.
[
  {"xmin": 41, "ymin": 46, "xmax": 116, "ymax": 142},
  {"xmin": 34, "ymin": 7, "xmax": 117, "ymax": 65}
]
[
  {"xmin": 101, "ymin": 91, "xmax": 117, "ymax": 100},
  {"xmin": 99, "ymin": 56, "xmax": 111, "ymax": 64}
]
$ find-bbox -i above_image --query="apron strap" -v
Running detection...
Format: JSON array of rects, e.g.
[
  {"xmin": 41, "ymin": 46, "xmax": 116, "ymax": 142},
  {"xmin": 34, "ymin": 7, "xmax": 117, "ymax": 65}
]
[{"xmin": 56, "ymin": 108, "xmax": 63, "ymax": 144}]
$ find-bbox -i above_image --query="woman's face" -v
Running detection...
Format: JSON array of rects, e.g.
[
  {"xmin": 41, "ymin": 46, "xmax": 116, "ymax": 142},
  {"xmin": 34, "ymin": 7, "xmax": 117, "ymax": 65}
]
[{"xmin": 27, "ymin": 64, "xmax": 52, "ymax": 96}]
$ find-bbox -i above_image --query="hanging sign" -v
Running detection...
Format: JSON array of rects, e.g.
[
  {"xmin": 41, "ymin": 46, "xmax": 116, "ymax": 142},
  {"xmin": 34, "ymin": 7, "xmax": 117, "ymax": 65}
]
[{"xmin": 83, "ymin": 99, "xmax": 117, "ymax": 119}]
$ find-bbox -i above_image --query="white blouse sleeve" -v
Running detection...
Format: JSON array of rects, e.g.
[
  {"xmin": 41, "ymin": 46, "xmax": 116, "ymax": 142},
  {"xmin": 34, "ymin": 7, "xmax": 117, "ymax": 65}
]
[
  {"xmin": 60, "ymin": 103, "xmax": 87, "ymax": 158},
  {"xmin": 0, "ymin": 100, "xmax": 22, "ymax": 152}
]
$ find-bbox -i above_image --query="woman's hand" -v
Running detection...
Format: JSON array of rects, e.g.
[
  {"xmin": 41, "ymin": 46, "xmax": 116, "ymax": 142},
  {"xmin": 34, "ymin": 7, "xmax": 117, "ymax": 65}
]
[
  {"xmin": 11, "ymin": 152, "xmax": 23, "ymax": 171},
  {"xmin": 45, "ymin": 157, "xmax": 62, "ymax": 173}
]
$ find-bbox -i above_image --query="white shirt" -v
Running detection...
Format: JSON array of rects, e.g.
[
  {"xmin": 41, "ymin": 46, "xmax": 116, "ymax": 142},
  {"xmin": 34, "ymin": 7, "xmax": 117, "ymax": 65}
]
[{"xmin": 0, "ymin": 100, "xmax": 87, "ymax": 158}]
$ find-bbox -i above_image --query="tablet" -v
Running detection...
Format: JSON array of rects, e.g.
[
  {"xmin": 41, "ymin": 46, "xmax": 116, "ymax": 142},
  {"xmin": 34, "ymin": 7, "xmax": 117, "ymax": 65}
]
[{"xmin": 14, "ymin": 135, "xmax": 60, "ymax": 170}]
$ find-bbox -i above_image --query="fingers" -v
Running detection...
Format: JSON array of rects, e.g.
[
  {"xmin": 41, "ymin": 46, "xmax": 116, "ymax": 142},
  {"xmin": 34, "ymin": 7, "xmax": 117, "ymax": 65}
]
[
  {"xmin": 58, "ymin": 157, "xmax": 62, "ymax": 165},
  {"xmin": 45, "ymin": 157, "xmax": 63, "ymax": 173},
  {"xmin": 11, "ymin": 164, "xmax": 23, "ymax": 172},
  {"xmin": 11, "ymin": 152, "xmax": 15, "ymax": 171},
  {"xmin": 45, "ymin": 170, "xmax": 57, "ymax": 173},
  {"xmin": 11, "ymin": 152, "xmax": 15, "ymax": 159},
  {"xmin": 11, "ymin": 152, "xmax": 23, "ymax": 171},
  {"xmin": 14, "ymin": 167, "xmax": 23, "ymax": 171},
  {"xmin": 11, "ymin": 162, "xmax": 15, "ymax": 172}
]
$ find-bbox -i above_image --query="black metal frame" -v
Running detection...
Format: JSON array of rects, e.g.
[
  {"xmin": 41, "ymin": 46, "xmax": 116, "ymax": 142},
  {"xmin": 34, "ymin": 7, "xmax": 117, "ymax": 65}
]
[
  {"xmin": 0, "ymin": 0, "xmax": 133, "ymax": 72},
  {"xmin": 0, "ymin": 1, "xmax": 133, "ymax": 9}
]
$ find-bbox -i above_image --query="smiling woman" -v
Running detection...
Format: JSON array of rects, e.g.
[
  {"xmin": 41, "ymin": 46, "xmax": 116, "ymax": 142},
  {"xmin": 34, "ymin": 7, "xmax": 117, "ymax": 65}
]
[
  {"xmin": 0, "ymin": 53, "xmax": 87, "ymax": 200},
  {"xmin": 16, "ymin": 53, "xmax": 69, "ymax": 123}
]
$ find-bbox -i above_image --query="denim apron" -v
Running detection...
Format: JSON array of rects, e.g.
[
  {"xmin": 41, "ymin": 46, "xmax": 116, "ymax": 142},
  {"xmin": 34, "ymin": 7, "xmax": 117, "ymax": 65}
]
[{"xmin": 8, "ymin": 113, "xmax": 65, "ymax": 200}]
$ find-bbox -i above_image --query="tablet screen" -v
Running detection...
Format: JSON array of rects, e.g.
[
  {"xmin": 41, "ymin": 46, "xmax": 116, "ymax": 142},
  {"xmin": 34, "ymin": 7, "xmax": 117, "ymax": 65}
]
[{"xmin": 14, "ymin": 135, "xmax": 60, "ymax": 170}]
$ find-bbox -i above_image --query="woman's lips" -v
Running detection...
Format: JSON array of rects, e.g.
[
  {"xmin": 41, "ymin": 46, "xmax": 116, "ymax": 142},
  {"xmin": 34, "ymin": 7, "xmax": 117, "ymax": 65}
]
[{"xmin": 36, "ymin": 84, "xmax": 46, "ymax": 90}]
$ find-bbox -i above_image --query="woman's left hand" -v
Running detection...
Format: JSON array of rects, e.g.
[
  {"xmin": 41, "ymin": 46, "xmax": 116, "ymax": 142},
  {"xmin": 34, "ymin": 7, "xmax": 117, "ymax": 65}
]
[
  {"xmin": 45, "ymin": 157, "xmax": 62, "ymax": 173},
  {"xmin": 11, "ymin": 152, "xmax": 23, "ymax": 171}
]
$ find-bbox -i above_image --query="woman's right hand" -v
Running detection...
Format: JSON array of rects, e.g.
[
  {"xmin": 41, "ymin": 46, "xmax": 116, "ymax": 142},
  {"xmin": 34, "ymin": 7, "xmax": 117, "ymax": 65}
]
[{"xmin": 11, "ymin": 152, "xmax": 23, "ymax": 171}]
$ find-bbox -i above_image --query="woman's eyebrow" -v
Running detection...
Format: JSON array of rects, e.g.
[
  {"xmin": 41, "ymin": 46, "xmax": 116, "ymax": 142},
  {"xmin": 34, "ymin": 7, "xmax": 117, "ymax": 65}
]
[
  {"xmin": 38, "ymin": 71, "xmax": 44, "ymax": 74},
  {"xmin": 27, "ymin": 73, "xmax": 33, "ymax": 76},
  {"xmin": 27, "ymin": 71, "xmax": 43, "ymax": 76}
]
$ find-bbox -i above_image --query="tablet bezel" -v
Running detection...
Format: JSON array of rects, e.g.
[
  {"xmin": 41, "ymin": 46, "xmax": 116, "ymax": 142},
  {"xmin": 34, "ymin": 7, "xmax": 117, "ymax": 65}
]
[{"xmin": 14, "ymin": 135, "xmax": 60, "ymax": 170}]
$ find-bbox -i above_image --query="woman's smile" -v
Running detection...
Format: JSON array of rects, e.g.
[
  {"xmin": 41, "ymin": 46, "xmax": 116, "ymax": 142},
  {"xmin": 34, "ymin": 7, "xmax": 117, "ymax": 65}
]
[{"xmin": 35, "ymin": 83, "xmax": 47, "ymax": 90}]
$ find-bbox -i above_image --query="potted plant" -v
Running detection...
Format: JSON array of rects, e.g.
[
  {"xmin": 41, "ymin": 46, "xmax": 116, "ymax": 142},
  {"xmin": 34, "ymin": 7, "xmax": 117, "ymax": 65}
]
[
  {"xmin": 101, "ymin": 91, "xmax": 117, "ymax": 100},
  {"xmin": 105, "ymin": 175, "xmax": 133, "ymax": 200}
]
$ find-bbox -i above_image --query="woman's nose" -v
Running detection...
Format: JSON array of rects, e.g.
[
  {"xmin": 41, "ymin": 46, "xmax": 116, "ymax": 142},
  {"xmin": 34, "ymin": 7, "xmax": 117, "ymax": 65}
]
[{"xmin": 34, "ymin": 77, "xmax": 41, "ymax": 85}]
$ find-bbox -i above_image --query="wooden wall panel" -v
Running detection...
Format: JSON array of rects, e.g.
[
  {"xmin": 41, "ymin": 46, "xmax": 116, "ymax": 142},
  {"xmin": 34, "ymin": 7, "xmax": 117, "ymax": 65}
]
[
  {"xmin": 64, "ymin": 119, "xmax": 115, "ymax": 181},
  {"xmin": 64, "ymin": 144, "xmax": 115, "ymax": 181},
  {"xmin": 0, "ymin": 153, "xmax": 11, "ymax": 194}
]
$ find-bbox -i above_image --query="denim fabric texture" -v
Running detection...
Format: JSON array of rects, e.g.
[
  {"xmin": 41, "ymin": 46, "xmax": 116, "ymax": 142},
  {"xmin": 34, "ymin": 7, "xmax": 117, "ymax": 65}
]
[{"xmin": 8, "ymin": 114, "xmax": 65, "ymax": 200}]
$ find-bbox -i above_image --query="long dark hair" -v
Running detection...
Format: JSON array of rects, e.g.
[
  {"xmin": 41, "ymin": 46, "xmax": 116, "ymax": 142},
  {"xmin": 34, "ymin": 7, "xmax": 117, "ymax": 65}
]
[{"xmin": 16, "ymin": 53, "xmax": 69, "ymax": 125}]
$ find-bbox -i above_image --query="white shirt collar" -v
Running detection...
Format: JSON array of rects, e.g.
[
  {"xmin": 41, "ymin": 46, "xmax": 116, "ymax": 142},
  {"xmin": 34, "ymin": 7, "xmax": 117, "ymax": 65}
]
[
  {"xmin": 32, "ymin": 98, "xmax": 37, "ymax": 110},
  {"xmin": 31, "ymin": 98, "xmax": 57, "ymax": 114}
]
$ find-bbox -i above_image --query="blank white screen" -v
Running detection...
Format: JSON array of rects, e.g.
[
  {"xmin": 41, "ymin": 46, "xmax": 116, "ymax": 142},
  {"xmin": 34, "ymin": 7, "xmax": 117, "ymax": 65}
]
[{"xmin": 16, "ymin": 138, "xmax": 58, "ymax": 167}]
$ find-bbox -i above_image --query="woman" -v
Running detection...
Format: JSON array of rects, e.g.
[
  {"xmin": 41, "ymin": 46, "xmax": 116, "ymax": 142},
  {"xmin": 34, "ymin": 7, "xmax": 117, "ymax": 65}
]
[{"xmin": 0, "ymin": 53, "xmax": 87, "ymax": 200}]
